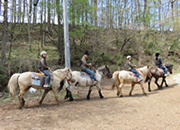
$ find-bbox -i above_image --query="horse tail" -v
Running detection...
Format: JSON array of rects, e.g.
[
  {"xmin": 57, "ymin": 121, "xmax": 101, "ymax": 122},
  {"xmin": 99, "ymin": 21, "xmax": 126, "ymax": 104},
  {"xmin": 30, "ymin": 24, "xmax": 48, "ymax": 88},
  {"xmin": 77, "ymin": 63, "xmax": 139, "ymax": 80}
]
[
  {"xmin": 112, "ymin": 71, "xmax": 119, "ymax": 90},
  {"xmin": 58, "ymin": 80, "xmax": 64, "ymax": 93},
  {"xmin": 8, "ymin": 73, "xmax": 20, "ymax": 100}
]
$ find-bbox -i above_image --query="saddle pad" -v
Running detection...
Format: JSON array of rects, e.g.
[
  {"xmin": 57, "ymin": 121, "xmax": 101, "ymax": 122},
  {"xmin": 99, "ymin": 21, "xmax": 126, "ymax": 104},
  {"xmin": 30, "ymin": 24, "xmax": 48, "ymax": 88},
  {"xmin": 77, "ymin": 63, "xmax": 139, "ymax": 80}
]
[
  {"xmin": 32, "ymin": 79, "xmax": 52, "ymax": 87},
  {"xmin": 31, "ymin": 72, "xmax": 53, "ymax": 80}
]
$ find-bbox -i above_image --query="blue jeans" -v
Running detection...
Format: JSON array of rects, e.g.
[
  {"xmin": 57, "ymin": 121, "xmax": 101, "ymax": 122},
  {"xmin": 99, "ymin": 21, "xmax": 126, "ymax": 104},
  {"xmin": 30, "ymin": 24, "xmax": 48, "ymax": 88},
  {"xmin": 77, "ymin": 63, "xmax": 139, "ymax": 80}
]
[
  {"xmin": 130, "ymin": 69, "xmax": 139, "ymax": 78},
  {"xmin": 41, "ymin": 70, "xmax": 51, "ymax": 83},
  {"xmin": 81, "ymin": 68, "xmax": 95, "ymax": 80},
  {"xmin": 159, "ymin": 65, "xmax": 167, "ymax": 74}
]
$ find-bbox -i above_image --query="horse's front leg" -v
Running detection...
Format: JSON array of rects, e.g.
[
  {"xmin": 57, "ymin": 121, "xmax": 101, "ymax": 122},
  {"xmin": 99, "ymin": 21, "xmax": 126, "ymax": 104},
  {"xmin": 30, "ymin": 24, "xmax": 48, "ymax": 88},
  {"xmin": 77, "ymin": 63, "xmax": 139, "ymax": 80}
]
[
  {"xmin": 148, "ymin": 76, "xmax": 152, "ymax": 92},
  {"xmin": 52, "ymin": 87, "xmax": 60, "ymax": 104},
  {"xmin": 140, "ymin": 82, "xmax": 147, "ymax": 96},
  {"xmin": 87, "ymin": 86, "xmax": 93, "ymax": 100},
  {"xmin": 154, "ymin": 78, "xmax": 161, "ymax": 89},
  {"xmin": 129, "ymin": 84, "xmax": 135, "ymax": 96},
  {"xmin": 39, "ymin": 89, "xmax": 51, "ymax": 105},
  {"xmin": 64, "ymin": 88, "xmax": 74, "ymax": 101},
  {"xmin": 160, "ymin": 77, "xmax": 165, "ymax": 89},
  {"xmin": 96, "ymin": 84, "xmax": 104, "ymax": 99},
  {"xmin": 163, "ymin": 77, "xmax": 169, "ymax": 87}
]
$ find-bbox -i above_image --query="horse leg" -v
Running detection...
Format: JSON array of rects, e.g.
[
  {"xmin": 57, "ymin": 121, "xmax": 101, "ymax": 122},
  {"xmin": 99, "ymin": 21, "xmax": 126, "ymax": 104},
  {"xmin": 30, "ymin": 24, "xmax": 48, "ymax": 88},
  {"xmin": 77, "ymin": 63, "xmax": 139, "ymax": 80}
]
[
  {"xmin": 39, "ymin": 89, "xmax": 50, "ymax": 105},
  {"xmin": 140, "ymin": 83, "xmax": 147, "ymax": 96},
  {"xmin": 148, "ymin": 76, "xmax": 152, "ymax": 92},
  {"xmin": 116, "ymin": 82, "xmax": 121, "ymax": 96},
  {"xmin": 164, "ymin": 77, "xmax": 169, "ymax": 87},
  {"xmin": 96, "ymin": 84, "xmax": 104, "ymax": 99},
  {"xmin": 18, "ymin": 87, "xmax": 29, "ymax": 109},
  {"xmin": 118, "ymin": 83, "xmax": 124, "ymax": 97},
  {"xmin": 154, "ymin": 78, "xmax": 161, "ymax": 90},
  {"xmin": 64, "ymin": 88, "xmax": 70, "ymax": 100},
  {"xmin": 87, "ymin": 86, "xmax": 93, "ymax": 100},
  {"xmin": 160, "ymin": 78, "xmax": 164, "ymax": 89},
  {"xmin": 64, "ymin": 88, "xmax": 74, "ymax": 101},
  {"xmin": 51, "ymin": 87, "xmax": 60, "ymax": 105},
  {"xmin": 129, "ymin": 84, "xmax": 135, "ymax": 96}
]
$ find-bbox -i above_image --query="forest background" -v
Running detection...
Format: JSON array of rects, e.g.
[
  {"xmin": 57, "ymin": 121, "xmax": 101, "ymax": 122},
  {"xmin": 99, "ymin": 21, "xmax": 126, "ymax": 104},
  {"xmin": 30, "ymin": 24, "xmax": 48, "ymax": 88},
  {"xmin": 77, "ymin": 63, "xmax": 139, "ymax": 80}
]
[{"xmin": 0, "ymin": 0, "xmax": 180, "ymax": 93}]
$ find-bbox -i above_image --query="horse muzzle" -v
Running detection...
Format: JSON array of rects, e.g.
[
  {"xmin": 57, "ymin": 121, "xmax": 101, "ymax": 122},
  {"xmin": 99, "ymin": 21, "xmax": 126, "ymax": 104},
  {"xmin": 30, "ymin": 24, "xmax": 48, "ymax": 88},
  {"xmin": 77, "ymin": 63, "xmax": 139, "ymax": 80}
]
[{"xmin": 107, "ymin": 74, "xmax": 112, "ymax": 78}]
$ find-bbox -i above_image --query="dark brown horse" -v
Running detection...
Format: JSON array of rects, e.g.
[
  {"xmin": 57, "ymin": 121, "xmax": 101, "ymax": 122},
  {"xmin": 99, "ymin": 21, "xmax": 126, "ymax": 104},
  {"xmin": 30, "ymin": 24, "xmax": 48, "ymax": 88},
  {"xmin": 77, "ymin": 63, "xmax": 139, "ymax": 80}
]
[{"xmin": 148, "ymin": 64, "xmax": 173, "ymax": 92}]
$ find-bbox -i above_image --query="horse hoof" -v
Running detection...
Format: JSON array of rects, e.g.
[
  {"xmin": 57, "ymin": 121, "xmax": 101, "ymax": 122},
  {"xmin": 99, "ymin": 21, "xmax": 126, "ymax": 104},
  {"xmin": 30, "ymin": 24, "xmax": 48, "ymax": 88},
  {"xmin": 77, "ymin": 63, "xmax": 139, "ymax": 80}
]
[
  {"xmin": 18, "ymin": 106, "xmax": 22, "ymax": 109},
  {"xmin": 87, "ymin": 96, "xmax": 90, "ymax": 100},
  {"xmin": 148, "ymin": 90, "xmax": 151, "ymax": 92},
  {"xmin": 144, "ymin": 93, "xmax": 147, "ymax": 96},
  {"xmin": 69, "ymin": 98, "xmax": 74, "ymax": 101},
  {"xmin": 166, "ymin": 85, "xmax": 169, "ymax": 87},
  {"xmin": 120, "ymin": 95, "xmax": 123, "ymax": 97},
  {"xmin": 129, "ymin": 93, "xmax": 132, "ymax": 96},
  {"xmin": 100, "ymin": 96, "xmax": 104, "ymax": 99},
  {"xmin": 64, "ymin": 95, "xmax": 69, "ymax": 100}
]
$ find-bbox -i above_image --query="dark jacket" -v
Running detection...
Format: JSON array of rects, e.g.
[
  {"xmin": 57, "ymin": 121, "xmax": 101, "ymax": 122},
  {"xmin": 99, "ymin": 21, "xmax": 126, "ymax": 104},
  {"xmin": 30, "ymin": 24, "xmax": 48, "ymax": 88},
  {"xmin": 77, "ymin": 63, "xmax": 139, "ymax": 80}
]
[
  {"xmin": 154, "ymin": 57, "xmax": 162, "ymax": 67},
  {"xmin": 125, "ymin": 60, "xmax": 134, "ymax": 71},
  {"xmin": 80, "ymin": 56, "xmax": 90, "ymax": 69},
  {"xmin": 38, "ymin": 57, "xmax": 48, "ymax": 70}
]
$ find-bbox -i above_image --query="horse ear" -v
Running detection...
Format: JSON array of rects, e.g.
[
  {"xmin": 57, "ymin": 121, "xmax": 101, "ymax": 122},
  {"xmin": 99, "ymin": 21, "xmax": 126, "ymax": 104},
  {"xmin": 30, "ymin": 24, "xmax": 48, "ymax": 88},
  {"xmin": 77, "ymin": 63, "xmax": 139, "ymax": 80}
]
[
  {"xmin": 67, "ymin": 68, "xmax": 70, "ymax": 72},
  {"xmin": 147, "ymin": 65, "xmax": 150, "ymax": 68}
]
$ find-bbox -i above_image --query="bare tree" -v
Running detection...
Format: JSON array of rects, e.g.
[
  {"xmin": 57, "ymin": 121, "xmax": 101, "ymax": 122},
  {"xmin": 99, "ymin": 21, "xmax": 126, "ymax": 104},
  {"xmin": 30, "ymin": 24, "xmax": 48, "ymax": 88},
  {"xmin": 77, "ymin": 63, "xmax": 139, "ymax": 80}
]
[{"xmin": 1, "ymin": 0, "xmax": 8, "ymax": 63}]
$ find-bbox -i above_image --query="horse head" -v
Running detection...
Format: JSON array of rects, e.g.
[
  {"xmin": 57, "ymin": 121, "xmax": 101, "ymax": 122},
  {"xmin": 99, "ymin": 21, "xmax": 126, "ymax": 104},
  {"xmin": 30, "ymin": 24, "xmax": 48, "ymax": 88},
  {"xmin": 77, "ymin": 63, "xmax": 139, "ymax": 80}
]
[
  {"xmin": 165, "ymin": 64, "xmax": 173, "ymax": 74},
  {"xmin": 139, "ymin": 66, "xmax": 152, "ymax": 83},
  {"xmin": 97, "ymin": 65, "xmax": 112, "ymax": 78},
  {"xmin": 65, "ymin": 68, "xmax": 73, "ymax": 81}
]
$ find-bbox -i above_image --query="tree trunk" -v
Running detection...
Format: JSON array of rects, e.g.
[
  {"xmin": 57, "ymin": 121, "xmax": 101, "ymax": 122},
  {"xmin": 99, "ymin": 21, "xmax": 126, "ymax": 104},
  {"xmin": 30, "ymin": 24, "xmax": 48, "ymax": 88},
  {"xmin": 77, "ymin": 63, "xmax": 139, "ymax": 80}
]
[
  {"xmin": 56, "ymin": 0, "xmax": 64, "ymax": 64},
  {"xmin": 1, "ymin": 0, "xmax": 8, "ymax": 63},
  {"xmin": 48, "ymin": 0, "xmax": 51, "ymax": 32},
  {"xmin": 28, "ymin": 0, "xmax": 32, "ymax": 51},
  {"xmin": 22, "ymin": 0, "xmax": 26, "ymax": 23},
  {"xmin": 18, "ymin": 0, "xmax": 22, "ymax": 23}
]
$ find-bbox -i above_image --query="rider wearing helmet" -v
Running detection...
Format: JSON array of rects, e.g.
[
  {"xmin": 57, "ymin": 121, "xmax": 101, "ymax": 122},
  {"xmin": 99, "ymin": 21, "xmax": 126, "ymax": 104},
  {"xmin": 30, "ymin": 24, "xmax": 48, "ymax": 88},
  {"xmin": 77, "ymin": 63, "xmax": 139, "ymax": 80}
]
[
  {"xmin": 80, "ymin": 50, "xmax": 97, "ymax": 85},
  {"xmin": 126, "ymin": 55, "xmax": 142, "ymax": 82},
  {"xmin": 154, "ymin": 52, "xmax": 168, "ymax": 76},
  {"xmin": 38, "ymin": 51, "xmax": 51, "ymax": 87}
]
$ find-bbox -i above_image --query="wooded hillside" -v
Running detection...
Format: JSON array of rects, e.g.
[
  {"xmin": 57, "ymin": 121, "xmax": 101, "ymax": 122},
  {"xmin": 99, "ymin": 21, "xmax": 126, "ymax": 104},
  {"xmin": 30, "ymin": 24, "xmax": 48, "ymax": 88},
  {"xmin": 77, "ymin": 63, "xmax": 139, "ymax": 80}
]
[{"xmin": 0, "ymin": 0, "xmax": 180, "ymax": 91}]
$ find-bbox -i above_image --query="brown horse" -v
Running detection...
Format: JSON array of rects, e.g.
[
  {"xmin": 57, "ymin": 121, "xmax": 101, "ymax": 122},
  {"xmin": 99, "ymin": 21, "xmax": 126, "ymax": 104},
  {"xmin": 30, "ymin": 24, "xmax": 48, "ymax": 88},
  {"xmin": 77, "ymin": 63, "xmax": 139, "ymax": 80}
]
[
  {"xmin": 148, "ymin": 64, "xmax": 173, "ymax": 92},
  {"xmin": 8, "ymin": 68, "xmax": 72, "ymax": 109}
]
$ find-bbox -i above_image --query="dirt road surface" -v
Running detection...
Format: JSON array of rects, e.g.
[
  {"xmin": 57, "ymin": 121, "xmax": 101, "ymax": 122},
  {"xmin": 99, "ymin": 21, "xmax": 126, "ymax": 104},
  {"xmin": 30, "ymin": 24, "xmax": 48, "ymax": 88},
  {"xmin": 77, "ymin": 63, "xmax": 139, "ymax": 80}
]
[{"xmin": 0, "ymin": 74, "xmax": 180, "ymax": 130}]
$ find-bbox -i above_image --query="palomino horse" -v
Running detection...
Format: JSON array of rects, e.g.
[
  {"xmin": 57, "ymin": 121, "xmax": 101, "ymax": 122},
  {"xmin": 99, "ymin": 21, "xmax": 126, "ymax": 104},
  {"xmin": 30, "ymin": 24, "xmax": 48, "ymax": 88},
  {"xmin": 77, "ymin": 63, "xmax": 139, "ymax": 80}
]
[
  {"xmin": 8, "ymin": 68, "xmax": 72, "ymax": 109},
  {"xmin": 65, "ymin": 65, "xmax": 112, "ymax": 100},
  {"xmin": 112, "ymin": 66, "xmax": 151, "ymax": 97},
  {"xmin": 148, "ymin": 64, "xmax": 173, "ymax": 92}
]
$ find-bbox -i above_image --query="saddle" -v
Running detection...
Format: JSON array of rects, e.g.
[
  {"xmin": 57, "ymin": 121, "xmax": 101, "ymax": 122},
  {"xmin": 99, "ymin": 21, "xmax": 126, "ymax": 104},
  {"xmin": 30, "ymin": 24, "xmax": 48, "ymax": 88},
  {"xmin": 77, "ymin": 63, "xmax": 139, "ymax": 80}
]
[
  {"xmin": 156, "ymin": 67, "xmax": 164, "ymax": 73},
  {"xmin": 31, "ymin": 70, "xmax": 53, "ymax": 88},
  {"xmin": 80, "ymin": 72, "xmax": 91, "ymax": 79},
  {"xmin": 128, "ymin": 71, "xmax": 143, "ymax": 79}
]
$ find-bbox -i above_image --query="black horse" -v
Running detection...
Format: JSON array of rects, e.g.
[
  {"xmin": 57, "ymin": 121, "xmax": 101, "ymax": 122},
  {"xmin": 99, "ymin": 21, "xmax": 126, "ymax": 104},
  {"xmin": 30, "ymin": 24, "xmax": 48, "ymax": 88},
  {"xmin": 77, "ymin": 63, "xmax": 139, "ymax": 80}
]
[{"xmin": 148, "ymin": 64, "xmax": 173, "ymax": 92}]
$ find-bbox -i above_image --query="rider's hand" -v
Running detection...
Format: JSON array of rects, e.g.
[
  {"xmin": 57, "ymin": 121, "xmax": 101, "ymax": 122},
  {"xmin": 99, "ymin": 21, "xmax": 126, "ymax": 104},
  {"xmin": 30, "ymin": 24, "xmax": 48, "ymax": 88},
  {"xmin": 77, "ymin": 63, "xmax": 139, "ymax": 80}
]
[
  {"xmin": 48, "ymin": 67, "xmax": 51, "ymax": 70},
  {"xmin": 89, "ymin": 63, "xmax": 92, "ymax": 66}
]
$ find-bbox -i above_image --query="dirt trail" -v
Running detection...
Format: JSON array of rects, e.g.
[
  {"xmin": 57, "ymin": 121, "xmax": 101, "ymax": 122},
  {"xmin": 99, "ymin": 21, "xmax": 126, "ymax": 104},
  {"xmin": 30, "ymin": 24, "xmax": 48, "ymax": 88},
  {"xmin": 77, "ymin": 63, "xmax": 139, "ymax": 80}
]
[{"xmin": 0, "ymin": 75, "xmax": 180, "ymax": 130}]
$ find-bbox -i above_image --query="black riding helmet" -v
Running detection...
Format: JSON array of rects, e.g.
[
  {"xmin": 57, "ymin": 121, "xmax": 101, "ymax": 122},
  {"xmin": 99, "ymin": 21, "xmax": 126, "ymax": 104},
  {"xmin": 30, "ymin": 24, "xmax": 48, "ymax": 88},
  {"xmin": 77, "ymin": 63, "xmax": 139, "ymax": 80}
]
[{"xmin": 155, "ymin": 52, "xmax": 160, "ymax": 57}]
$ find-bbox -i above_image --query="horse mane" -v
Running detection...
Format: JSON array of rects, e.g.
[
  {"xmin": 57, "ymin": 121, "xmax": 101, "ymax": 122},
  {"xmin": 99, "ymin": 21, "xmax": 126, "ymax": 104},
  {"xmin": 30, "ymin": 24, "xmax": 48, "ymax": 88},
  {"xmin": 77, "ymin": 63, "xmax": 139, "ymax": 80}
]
[
  {"xmin": 53, "ymin": 68, "xmax": 69, "ymax": 73},
  {"xmin": 97, "ymin": 65, "xmax": 106, "ymax": 71},
  {"xmin": 137, "ymin": 66, "xmax": 150, "ymax": 83}
]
